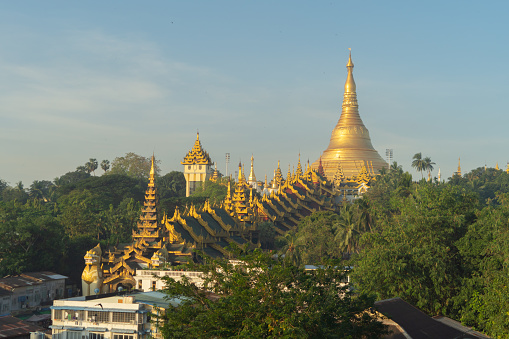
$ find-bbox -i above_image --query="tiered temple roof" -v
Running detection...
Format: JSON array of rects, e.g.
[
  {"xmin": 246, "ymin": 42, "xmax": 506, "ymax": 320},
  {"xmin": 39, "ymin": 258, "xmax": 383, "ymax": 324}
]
[{"xmin": 181, "ymin": 132, "xmax": 213, "ymax": 165}]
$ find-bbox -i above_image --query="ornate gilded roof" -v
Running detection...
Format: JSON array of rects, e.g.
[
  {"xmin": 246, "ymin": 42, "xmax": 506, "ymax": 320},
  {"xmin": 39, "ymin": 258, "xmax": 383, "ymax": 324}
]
[{"xmin": 181, "ymin": 132, "xmax": 213, "ymax": 165}]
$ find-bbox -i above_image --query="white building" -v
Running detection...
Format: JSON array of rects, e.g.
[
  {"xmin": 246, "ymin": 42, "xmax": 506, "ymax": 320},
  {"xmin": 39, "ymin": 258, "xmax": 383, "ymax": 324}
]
[
  {"xmin": 134, "ymin": 269, "xmax": 204, "ymax": 291},
  {"xmin": 50, "ymin": 292, "xmax": 180, "ymax": 339}
]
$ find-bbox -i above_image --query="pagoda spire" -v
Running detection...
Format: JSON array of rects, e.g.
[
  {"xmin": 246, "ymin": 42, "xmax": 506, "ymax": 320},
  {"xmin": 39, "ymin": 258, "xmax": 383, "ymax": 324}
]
[
  {"xmin": 312, "ymin": 49, "xmax": 386, "ymax": 179},
  {"xmin": 248, "ymin": 155, "xmax": 256, "ymax": 183},
  {"xmin": 455, "ymin": 158, "xmax": 462, "ymax": 176},
  {"xmin": 296, "ymin": 153, "xmax": 303, "ymax": 178}
]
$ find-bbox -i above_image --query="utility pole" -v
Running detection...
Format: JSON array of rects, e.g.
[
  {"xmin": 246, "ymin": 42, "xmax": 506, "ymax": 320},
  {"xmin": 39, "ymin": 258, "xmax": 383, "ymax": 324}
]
[{"xmin": 225, "ymin": 153, "xmax": 230, "ymax": 177}]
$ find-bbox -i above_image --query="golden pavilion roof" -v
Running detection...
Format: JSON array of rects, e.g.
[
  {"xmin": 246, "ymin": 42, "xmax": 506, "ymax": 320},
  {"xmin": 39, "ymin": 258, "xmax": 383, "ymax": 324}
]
[
  {"xmin": 312, "ymin": 51, "xmax": 387, "ymax": 180},
  {"xmin": 181, "ymin": 132, "xmax": 213, "ymax": 165}
]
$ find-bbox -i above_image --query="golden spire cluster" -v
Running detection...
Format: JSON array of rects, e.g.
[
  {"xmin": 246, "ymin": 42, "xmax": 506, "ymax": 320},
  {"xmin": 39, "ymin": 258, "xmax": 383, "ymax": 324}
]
[{"xmin": 181, "ymin": 132, "xmax": 213, "ymax": 165}]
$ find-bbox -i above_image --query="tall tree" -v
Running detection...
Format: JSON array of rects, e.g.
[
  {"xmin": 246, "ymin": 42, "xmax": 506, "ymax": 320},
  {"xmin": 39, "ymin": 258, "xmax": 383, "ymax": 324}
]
[
  {"xmin": 411, "ymin": 152, "xmax": 426, "ymax": 179},
  {"xmin": 101, "ymin": 159, "xmax": 110, "ymax": 173},
  {"xmin": 86, "ymin": 158, "xmax": 98, "ymax": 176},
  {"xmin": 109, "ymin": 152, "xmax": 160, "ymax": 179},
  {"xmin": 424, "ymin": 156, "xmax": 436, "ymax": 179}
]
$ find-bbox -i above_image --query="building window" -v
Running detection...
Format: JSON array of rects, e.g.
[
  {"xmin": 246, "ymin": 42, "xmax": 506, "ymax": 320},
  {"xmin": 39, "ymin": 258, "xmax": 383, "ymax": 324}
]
[
  {"xmin": 112, "ymin": 312, "xmax": 136, "ymax": 323},
  {"xmin": 138, "ymin": 280, "xmax": 142, "ymax": 289},
  {"xmin": 53, "ymin": 309, "xmax": 62, "ymax": 320},
  {"xmin": 90, "ymin": 333, "xmax": 104, "ymax": 339},
  {"xmin": 152, "ymin": 281, "xmax": 156, "ymax": 291},
  {"xmin": 89, "ymin": 311, "xmax": 109, "ymax": 323},
  {"xmin": 199, "ymin": 165, "xmax": 202, "ymax": 170},
  {"xmin": 114, "ymin": 335, "xmax": 133, "ymax": 339},
  {"xmin": 188, "ymin": 166, "xmax": 191, "ymax": 170}
]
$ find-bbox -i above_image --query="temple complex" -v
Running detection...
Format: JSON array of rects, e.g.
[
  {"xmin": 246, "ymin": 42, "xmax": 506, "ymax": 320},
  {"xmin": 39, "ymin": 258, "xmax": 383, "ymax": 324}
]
[
  {"xmin": 312, "ymin": 51, "xmax": 386, "ymax": 180},
  {"xmin": 81, "ymin": 52, "xmax": 384, "ymax": 295}
]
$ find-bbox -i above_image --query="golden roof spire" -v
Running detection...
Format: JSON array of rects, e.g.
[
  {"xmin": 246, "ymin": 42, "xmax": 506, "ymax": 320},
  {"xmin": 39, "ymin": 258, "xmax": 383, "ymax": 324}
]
[
  {"xmin": 345, "ymin": 48, "xmax": 356, "ymax": 93},
  {"xmin": 150, "ymin": 154, "xmax": 155, "ymax": 179},
  {"xmin": 296, "ymin": 153, "xmax": 303, "ymax": 178},
  {"xmin": 312, "ymin": 50, "xmax": 386, "ymax": 179},
  {"xmin": 181, "ymin": 132, "xmax": 212, "ymax": 165},
  {"xmin": 496, "ymin": 162, "xmax": 499, "ymax": 170},
  {"xmin": 238, "ymin": 161, "xmax": 243, "ymax": 182},
  {"xmin": 249, "ymin": 154, "xmax": 256, "ymax": 183},
  {"xmin": 457, "ymin": 157, "xmax": 462, "ymax": 176}
]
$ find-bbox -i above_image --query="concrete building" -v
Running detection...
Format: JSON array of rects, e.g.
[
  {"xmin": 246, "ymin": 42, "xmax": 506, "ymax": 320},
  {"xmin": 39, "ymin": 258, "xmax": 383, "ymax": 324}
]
[
  {"xmin": 134, "ymin": 269, "xmax": 204, "ymax": 291},
  {"xmin": 50, "ymin": 292, "xmax": 180, "ymax": 339},
  {"xmin": 0, "ymin": 272, "xmax": 67, "ymax": 314}
]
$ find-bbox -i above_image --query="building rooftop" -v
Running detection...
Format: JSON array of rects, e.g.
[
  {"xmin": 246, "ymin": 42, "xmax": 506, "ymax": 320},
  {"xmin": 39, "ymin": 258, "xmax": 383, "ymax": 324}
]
[
  {"xmin": 0, "ymin": 272, "xmax": 68, "ymax": 290},
  {"xmin": 0, "ymin": 315, "xmax": 44, "ymax": 338},
  {"xmin": 375, "ymin": 297, "xmax": 489, "ymax": 339}
]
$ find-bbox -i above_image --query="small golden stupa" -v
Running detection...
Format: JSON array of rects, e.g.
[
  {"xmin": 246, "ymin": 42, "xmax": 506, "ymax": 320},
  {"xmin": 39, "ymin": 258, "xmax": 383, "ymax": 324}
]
[{"xmin": 312, "ymin": 50, "xmax": 386, "ymax": 179}]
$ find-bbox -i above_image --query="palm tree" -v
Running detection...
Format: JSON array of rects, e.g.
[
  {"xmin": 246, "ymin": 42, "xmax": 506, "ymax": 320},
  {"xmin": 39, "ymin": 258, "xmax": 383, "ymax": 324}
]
[
  {"xmin": 279, "ymin": 232, "xmax": 302, "ymax": 266},
  {"xmin": 101, "ymin": 160, "xmax": 110, "ymax": 173},
  {"xmin": 412, "ymin": 153, "xmax": 426, "ymax": 179},
  {"xmin": 423, "ymin": 156, "xmax": 436, "ymax": 180},
  {"xmin": 86, "ymin": 158, "xmax": 98, "ymax": 176},
  {"xmin": 334, "ymin": 204, "xmax": 362, "ymax": 255}
]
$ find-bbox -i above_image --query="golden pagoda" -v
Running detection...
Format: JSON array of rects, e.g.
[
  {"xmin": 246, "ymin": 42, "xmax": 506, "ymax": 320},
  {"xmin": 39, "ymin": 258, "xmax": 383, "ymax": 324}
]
[{"xmin": 312, "ymin": 51, "xmax": 386, "ymax": 179}]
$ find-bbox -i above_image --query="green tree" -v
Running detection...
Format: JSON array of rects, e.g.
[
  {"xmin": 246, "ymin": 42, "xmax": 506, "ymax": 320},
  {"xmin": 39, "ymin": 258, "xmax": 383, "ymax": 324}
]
[
  {"xmin": 190, "ymin": 178, "xmax": 229, "ymax": 204},
  {"xmin": 101, "ymin": 159, "xmax": 110, "ymax": 173},
  {"xmin": 54, "ymin": 168, "xmax": 91, "ymax": 187},
  {"xmin": 412, "ymin": 152, "xmax": 425, "ymax": 179},
  {"xmin": 352, "ymin": 183, "xmax": 477, "ymax": 316},
  {"xmin": 86, "ymin": 158, "xmax": 99, "ymax": 176},
  {"xmin": 157, "ymin": 171, "xmax": 186, "ymax": 199},
  {"xmin": 256, "ymin": 221, "xmax": 276, "ymax": 250},
  {"xmin": 291, "ymin": 211, "xmax": 340, "ymax": 264},
  {"xmin": 29, "ymin": 180, "xmax": 55, "ymax": 202},
  {"xmin": 109, "ymin": 152, "xmax": 160, "ymax": 179},
  {"xmin": 424, "ymin": 156, "xmax": 435, "ymax": 179},
  {"xmin": 159, "ymin": 249, "xmax": 387, "ymax": 338},
  {"xmin": 0, "ymin": 200, "xmax": 63, "ymax": 276},
  {"xmin": 334, "ymin": 204, "xmax": 363, "ymax": 255}
]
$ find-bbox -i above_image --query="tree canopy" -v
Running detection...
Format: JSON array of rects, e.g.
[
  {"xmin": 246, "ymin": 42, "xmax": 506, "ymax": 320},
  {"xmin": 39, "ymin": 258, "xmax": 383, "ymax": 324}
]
[{"xmin": 159, "ymin": 249, "xmax": 387, "ymax": 338}]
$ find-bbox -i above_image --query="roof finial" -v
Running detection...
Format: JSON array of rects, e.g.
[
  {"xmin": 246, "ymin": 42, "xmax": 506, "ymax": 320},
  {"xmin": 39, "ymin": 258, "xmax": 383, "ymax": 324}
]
[{"xmin": 345, "ymin": 49, "xmax": 356, "ymax": 93}]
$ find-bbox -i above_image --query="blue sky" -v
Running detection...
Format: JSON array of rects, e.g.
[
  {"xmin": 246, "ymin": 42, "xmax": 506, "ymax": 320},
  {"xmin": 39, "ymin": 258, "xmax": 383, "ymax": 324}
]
[{"xmin": 1, "ymin": 1, "xmax": 509, "ymax": 185}]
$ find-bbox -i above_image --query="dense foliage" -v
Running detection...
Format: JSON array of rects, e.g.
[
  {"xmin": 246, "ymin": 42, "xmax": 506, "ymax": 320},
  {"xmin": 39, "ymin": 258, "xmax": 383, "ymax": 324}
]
[
  {"xmin": 159, "ymin": 249, "xmax": 387, "ymax": 338},
  {"xmin": 0, "ymin": 154, "xmax": 188, "ymax": 284}
]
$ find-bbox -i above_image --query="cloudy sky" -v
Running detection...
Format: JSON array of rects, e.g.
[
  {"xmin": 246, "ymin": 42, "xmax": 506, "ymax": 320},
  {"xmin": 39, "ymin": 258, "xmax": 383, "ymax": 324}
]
[{"xmin": 1, "ymin": 1, "xmax": 509, "ymax": 186}]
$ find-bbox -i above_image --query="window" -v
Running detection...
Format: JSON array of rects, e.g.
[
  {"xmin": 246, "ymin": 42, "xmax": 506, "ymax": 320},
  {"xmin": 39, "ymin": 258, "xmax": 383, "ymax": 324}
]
[
  {"xmin": 152, "ymin": 281, "xmax": 156, "ymax": 291},
  {"xmin": 114, "ymin": 335, "xmax": 133, "ymax": 339},
  {"xmin": 89, "ymin": 311, "xmax": 109, "ymax": 323},
  {"xmin": 54, "ymin": 309, "xmax": 62, "ymax": 320},
  {"xmin": 112, "ymin": 312, "xmax": 136, "ymax": 323},
  {"xmin": 73, "ymin": 310, "xmax": 85, "ymax": 320},
  {"xmin": 188, "ymin": 166, "xmax": 191, "ymax": 170},
  {"xmin": 66, "ymin": 331, "xmax": 80, "ymax": 339},
  {"xmin": 199, "ymin": 165, "xmax": 202, "ymax": 170},
  {"xmin": 89, "ymin": 333, "xmax": 104, "ymax": 339},
  {"xmin": 138, "ymin": 280, "xmax": 142, "ymax": 289}
]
